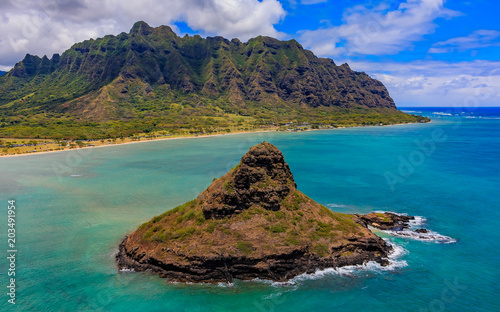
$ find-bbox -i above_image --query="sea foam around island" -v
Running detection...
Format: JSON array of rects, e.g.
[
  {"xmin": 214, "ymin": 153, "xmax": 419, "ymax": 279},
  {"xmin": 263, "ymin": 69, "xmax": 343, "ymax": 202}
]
[
  {"xmin": 246, "ymin": 239, "xmax": 408, "ymax": 287},
  {"xmin": 287, "ymin": 240, "xmax": 408, "ymax": 284},
  {"xmin": 374, "ymin": 211, "xmax": 457, "ymax": 244}
]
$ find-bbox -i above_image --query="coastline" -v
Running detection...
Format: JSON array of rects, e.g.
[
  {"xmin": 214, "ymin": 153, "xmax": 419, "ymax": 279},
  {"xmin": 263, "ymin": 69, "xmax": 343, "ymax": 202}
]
[
  {"xmin": 0, "ymin": 128, "xmax": 279, "ymax": 159},
  {"xmin": 0, "ymin": 121, "xmax": 425, "ymax": 159}
]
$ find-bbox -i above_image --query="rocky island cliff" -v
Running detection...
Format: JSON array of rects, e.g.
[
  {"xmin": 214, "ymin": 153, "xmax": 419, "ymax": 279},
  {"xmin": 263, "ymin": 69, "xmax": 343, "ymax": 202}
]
[{"xmin": 117, "ymin": 142, "xmax": 396, "ymax": 283}]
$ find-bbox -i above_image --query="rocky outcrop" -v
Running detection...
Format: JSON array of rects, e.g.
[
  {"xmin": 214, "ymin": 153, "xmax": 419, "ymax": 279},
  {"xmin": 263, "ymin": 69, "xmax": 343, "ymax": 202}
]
[
  {"xmin": 358, "ymin": 212, "xmax": 457, "ymax": 244},
  {"xmin": 116, "ymin": 143, "xmax": 394, "ymax": 283},
  {"xmin": 199, "ymin": 142, "xmax": 296, "ymax": 218},
  {"xmin": 354, "ymin": 212, "xmax": 414, "ymax": 231}
]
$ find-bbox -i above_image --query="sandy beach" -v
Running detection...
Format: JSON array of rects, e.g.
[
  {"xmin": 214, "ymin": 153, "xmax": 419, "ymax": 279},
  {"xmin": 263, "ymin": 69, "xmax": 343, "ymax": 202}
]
[
  {"xmin": 0, "ymin": 121, "xmax": 423, "ymax": 159},
  {"xmin": 0, "ymin": 128, "xmax": 280, "ymax": 158}
]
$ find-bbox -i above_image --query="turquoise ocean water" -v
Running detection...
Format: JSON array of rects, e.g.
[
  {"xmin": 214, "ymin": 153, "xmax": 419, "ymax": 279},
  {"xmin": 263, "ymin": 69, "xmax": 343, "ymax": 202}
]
[{"xmin": 0, "ymin": 107, "xmax": 499, "ymax": 311}]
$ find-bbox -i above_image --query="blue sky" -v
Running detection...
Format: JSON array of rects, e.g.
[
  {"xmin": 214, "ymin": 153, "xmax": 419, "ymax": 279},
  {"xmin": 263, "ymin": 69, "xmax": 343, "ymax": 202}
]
[{"xmin": 1, "ymin": 0, "xmax": 499, "ymax": 107}]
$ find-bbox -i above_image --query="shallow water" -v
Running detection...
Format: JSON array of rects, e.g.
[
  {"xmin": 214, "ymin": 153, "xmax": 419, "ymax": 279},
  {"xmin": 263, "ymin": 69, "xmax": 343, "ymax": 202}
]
[{"xmin": 1, "ymin": 107, "xmax": 499, "ymax": 311}]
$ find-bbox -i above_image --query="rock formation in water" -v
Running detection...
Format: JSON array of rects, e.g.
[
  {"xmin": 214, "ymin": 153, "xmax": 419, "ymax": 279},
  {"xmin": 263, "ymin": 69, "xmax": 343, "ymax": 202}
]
[{"xmin": 117, "ymin": 142, "xmax": 393, "ymax": 283}]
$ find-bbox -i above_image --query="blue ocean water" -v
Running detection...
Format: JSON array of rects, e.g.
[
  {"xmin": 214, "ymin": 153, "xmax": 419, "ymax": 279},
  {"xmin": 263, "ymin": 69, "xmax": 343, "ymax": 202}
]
[{"xmin": 1, "ymin": 107, "xmax": 499, "ymax": 311}]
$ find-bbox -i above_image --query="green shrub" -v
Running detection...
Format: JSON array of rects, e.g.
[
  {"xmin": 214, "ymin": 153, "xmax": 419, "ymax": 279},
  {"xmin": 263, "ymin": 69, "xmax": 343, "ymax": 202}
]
[
  {"xmin": 315, "ymin": 221, "xmax": 334, "ymax": 237},
  {"xmin": 205, "ymin": 222, "xmax": 216, "ymax": 233},
  {"xmin": 275, "ymin": 211, "xmax": 286, "ymax": 219},
  {"xmin": 151, "ymin": 215, "xmax": 162, "ymax": 223},
  {"xmin": 143, "ymin": 224, "xmax": 162, "ymax": 240},
  {"xmin": 172, "ymin": 226, "xmax": 196, "ymax": 239},
  {"xmin": 270, "ymin": 224, "xmax": 287, "ymax": 233},
  {"xmin": 312, "ymin": 243, "xmax": 329, "ymax": 257},
  {"xmin": 285, "ymin": 237, "xmax": 300, "ymax": 245},
  {"xmin": 236, "ymin": 241, "xmax": 253, "ymax": 254},
  {"xmin": 183, "ymin": 210, "xmax": 196, "ymax": 221},
  {"xmin": 223, "ymin": 181, "xmax": 234, "ymax": 194}
]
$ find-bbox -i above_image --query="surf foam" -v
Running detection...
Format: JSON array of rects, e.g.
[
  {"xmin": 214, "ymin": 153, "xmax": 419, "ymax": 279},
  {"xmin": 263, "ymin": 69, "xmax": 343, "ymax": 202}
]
[
  {"xmin": 263, "ymin": 240, "xmax": 408, "ymax": 286},
  {"xmin": 375, "ymin": 212, "xmax": 455, "ymax": 243}
]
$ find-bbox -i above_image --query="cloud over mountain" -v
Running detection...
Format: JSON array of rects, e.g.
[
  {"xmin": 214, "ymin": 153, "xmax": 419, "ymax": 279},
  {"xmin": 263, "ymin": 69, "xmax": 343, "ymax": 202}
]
[{"xmin": 0, "ymin": 0, "xmax": 286, "ymax": 68}]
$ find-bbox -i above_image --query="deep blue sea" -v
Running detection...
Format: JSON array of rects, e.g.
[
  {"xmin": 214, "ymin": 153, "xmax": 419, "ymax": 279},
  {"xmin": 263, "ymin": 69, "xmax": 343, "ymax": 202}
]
[{"xmin": 0, "ymin": 107, "xmax": 499, "ymax": 311}]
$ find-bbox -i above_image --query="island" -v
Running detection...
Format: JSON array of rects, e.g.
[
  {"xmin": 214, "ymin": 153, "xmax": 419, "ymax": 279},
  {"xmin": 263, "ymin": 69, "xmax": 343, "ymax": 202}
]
[{"xmin": 117, "ymin": 142, "xmax": 425, "ymax": 283}]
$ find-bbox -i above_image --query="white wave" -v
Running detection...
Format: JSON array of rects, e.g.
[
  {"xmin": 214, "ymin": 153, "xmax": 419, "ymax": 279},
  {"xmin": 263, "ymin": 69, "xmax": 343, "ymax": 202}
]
[
  {"xmin": 366, "ymin": 211, "xmax": 455, "ymax": 244},
  {"xmin": 373, "ymin": 210, "xmax": 411, "ymax": 217},
  {"xmin": 432, "ymin": 112, "xmax": 453, "ymax": 116},
  {"xmin": 217, "ymin": 282, "xmax": 234, "ymax": 287},
  {"xmin": 372, "ymin": 212, "xmax": 455, "ymax": 243},
  {"xmin": 70, "ymin": 174, "xmax": 82, "ymax": 177},
  {"xmin": 386, "ymin": 240, "xmax": 409, "ymax": 260},
  {"xmin": 270, "ymin": 241, "xmax": 408, "ymax": 286},
  {"xmin": 409, "ymin": 216, "xmax": 426, "ymax": 226},
  {"xmin": 384, "ymin": 229, "xmax": 456, "ymax": 244},
  {"xmin": 119, "ymin": 268, "xmax": 135, "ymax": 272},
  {"xmin": 327, "ymin": 203, "xmax": 347, "ymax": 208},
  {"xmin": 262, "ymin": 292, "xmax": 284, "ymax": 300},
  {"xmin": 401, "ymin": 110, "xmax": 422, "ymax": 114}
]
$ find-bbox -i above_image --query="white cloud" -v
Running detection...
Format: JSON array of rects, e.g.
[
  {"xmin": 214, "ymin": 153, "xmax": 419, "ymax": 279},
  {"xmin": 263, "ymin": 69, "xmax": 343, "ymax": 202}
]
[
  {"xmin": 300, "ymin": 0, "xmax": 327, "ymax": 4},
  {"xmin": 0, "ymin": 0, "xmax": 286, "ymax": 69},
  {"xmin": 348, "ymin": 60, "xmax": 500, "ymax": 107},
  {"xmin": 429, "ymin": 29, "xmax": 500, "ymax": 53},
  {"xmin": 299, "ymin": 0, "xmax": 460, "ymax": 57},
  {"xmin": 0, "ymin": 65, "xmax": 13, "ymax": 71}
]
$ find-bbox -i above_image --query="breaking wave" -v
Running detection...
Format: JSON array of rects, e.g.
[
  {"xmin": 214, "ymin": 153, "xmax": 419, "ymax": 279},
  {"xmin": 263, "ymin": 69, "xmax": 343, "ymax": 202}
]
[
  {"xmin": 432, "ymin": 112, "xmax": 453, "ymax": 116},
  {"xmin": 374, "ymin": 212, "xmax": 456, "ymax": 244},
  {"xmin": 249, "ymin": 240, "xmax": 409, "ymax": 287},
  {"xmin": 326, "ymin": 203, "xmax": 347, "ymax": 208},
  {"xmin": 384, "ymin": 229, "xmax": 456, "ymax": 244}
]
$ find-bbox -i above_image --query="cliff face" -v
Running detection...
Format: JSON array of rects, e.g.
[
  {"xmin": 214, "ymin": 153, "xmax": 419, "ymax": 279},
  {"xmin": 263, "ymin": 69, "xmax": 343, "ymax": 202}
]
[
  {"xmin": 200, "ymin": 142, "xmax": 296, "ymax": 218},
  {"xmin": 0, "ymin": 21, "xmax": 396, "ymax": 120},
  {"xmin": 116, "ymin": 142, "xmax": 392, "ymax": 283}
]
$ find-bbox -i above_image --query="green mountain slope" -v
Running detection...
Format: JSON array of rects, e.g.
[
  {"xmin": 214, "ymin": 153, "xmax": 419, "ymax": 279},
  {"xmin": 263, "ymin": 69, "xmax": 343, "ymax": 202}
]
[{"xmin": 0, "ymin": 21, "xmax": 427, "ymax": 139}]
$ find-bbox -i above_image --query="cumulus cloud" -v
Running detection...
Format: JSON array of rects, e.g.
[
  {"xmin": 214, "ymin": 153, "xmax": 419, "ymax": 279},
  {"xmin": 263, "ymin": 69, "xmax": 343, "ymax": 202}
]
[
  {"xmin": 429, "ymin": 29, "xmax": 500, "ymax": 53},
  {"xmin": 348, "ymin": 60, "xmax": 500, "ymax": 107},
  {"xmin": 299, "ymin": 0, "xmax": 460, "ymax": 57},
  {"xmin": 0, "ymin": 0, "xmax": 286, "ymax": 68},
  {"xmin": 300, "ymin": 0, "xmax": 327, "ymax": 4}
]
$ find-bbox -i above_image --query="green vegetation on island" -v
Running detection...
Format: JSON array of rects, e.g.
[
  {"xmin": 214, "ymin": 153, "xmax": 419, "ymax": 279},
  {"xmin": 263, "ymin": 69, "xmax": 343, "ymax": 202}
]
[{"xmin": 116, "ymin": 142, "xmax": 392, "ymax": 283}]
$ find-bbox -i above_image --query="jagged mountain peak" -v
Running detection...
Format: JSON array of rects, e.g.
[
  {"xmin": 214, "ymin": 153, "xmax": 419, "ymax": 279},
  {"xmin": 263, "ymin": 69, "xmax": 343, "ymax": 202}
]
[{"xmin": 0, "ymin": 21, "xmax": 397, "ymax": 117}]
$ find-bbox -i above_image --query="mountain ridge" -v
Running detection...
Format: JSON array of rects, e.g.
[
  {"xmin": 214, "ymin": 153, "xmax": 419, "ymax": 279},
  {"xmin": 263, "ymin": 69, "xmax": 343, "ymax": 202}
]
[{"xmin": 0, "ymin": 21, "xmax": 427, "ymax": 139}]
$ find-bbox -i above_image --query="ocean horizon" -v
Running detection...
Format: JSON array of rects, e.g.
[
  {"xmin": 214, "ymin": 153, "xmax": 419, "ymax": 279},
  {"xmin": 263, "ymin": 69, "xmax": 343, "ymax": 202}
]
[{"xmin": 1, "ymin": 107, "xmax": 499, "ymax": 311}]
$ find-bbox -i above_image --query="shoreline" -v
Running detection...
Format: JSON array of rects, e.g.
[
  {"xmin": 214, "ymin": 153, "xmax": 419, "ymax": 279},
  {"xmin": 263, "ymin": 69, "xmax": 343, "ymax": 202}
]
[
  {"xmin": 0, "ymin": 129, "xmax": 279, "ymax": 159},
  {"xmin": 0, "ymin": 121, "xmax": 426, "ymax": 159}
]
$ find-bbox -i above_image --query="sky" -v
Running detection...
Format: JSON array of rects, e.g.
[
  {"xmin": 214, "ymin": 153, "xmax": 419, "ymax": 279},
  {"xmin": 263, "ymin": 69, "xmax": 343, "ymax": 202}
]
[{"xmin": 1, "ymin": 0, "xmax": 499, "ymax": 107}]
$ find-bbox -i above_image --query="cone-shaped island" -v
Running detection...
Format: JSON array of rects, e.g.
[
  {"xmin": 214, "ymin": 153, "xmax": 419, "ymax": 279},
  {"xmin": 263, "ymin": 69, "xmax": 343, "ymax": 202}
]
[{"xmin": 117, "ymin": 142, "xmax": 393, "ymax": 283}]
